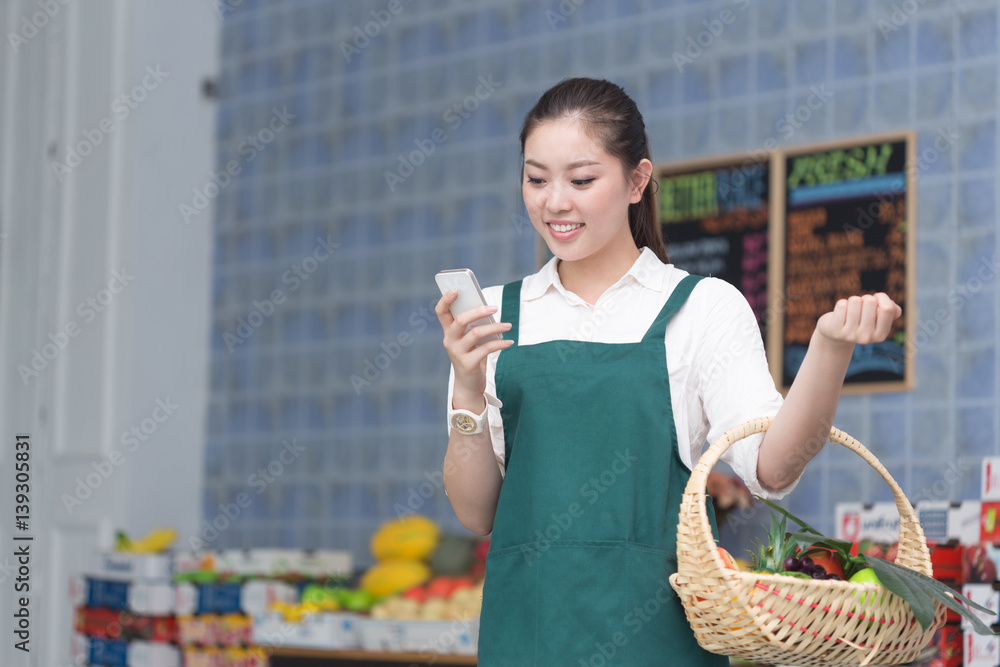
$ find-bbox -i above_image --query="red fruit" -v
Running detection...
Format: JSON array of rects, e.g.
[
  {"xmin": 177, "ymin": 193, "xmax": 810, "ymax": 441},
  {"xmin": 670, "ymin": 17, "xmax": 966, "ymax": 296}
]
[
  {"xmin": 426, "ymin": 576, "xmax": 458, "ymax": 598},
  {"xmin": 402, "ymin": 586, "xmax": 428, "ymax": 603},
  {"xmin": 450, "ymin": 577, "xmax": 474, "ymax": 592},
  {"xmin": 884, "ymin": 542, "xmax": 898, "ymax": 563}
]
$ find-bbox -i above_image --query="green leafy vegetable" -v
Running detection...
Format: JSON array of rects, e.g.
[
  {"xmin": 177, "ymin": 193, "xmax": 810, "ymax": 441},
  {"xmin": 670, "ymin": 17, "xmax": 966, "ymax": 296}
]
[
  {"xmin": 751, "ymin": 494, "xmax": 999, "ymax": 634},
  {"xmin": 864, "ymin": 555, "xmax": 997, "ymax": 634}
]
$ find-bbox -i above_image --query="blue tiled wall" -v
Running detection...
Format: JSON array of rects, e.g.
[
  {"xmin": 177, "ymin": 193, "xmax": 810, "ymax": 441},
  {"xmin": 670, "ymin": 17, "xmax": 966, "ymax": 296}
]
[{"xmin": 206, "ymin": 0, "xmax": 1000, "ymax": 564}]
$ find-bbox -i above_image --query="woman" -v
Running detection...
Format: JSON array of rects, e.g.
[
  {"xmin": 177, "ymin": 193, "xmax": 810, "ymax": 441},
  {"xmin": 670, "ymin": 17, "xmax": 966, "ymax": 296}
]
[{"xmin": 435, "ymin": 78, "xmax": 900, "ymax": 666}]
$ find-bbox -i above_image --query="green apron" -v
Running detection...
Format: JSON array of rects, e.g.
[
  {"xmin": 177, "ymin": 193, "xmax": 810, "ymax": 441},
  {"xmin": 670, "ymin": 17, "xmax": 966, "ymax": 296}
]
[{"xmin": 478, "ymin": 274, "xmax": 727, "ymax": 666}]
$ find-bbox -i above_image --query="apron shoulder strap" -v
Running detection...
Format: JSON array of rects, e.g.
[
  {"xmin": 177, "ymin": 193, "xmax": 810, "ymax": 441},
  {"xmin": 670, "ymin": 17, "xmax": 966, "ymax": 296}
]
[
  {"xmin": 642, "ymin": 274, "xmax": 705, "ymax": 342},
  {"xmin": 500, "ymin": 280, "xmax": 523, "ymax": 342}
]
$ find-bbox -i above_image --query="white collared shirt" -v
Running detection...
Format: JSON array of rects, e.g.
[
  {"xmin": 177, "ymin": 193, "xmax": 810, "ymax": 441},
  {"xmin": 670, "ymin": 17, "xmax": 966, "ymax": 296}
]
[{"xmin": 446, "ymin": 247, "xmax": 796, "ymax": 500}]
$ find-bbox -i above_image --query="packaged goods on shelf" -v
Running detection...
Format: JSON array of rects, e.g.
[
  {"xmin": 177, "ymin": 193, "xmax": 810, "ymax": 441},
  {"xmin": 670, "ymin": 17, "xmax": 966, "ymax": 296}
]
[
  {"xmin": 182, "ymin": 646, "xmax": 267, "ymax": 667},
  {"xmin": 356, "ymin": 618, "xmax": 479, "ymax": 655},
  {"xmin": 70, "ymin": 634, "xmax": 180, "ymax": 667},
  {"xmin": 74, "ymin": 607, "xmax": 178, "ymax": 643},
  {"xmin": 213, "ymin": 548, "xmax": 352, "ymax": 579},
  {"xmin": 962, "ymin": 584, "xmax": 1000, "ymax": 632},
  {"xmin": 97, "ymin": 552, "xmax": 174, "ymax": 582},
  {"xmin": 965, "ymin": 631, "xmax": 1000, "ymax": 667},
  {"xmin": 252, "ymin": 611, "xmax": 360, "ymax": 650},
  {"xmin": 177, "ymin": 613, "xmax": 253, "ymax": 647},
  {"xmin": 70, "ymin": 576, "xmax": 175, "ymax": 615},
  {"xmin": 175, "ymin": 579, "xmax": 297, "ymax": 616}
]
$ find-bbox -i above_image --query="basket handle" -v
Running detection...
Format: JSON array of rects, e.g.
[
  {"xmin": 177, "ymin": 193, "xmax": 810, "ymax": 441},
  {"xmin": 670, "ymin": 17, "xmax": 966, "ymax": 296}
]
[{"xmin": 684, "ymin": 416, "xmax": 933, "ymax": 576}]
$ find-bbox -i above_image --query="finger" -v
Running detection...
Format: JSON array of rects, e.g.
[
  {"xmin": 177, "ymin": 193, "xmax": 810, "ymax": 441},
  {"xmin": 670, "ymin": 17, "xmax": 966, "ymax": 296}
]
[
  {"xmin": 873, "ymin": 293, "xmax": 899, "ymax": 340},
  {"xmin": 452, "ymin": 335, "xmax": 514, "ymax": 376},
  {"xmin": 435, "ymin": 290, "xmax": 459, "ymax": 326},
  {"xmin": 462, "ymin": 321, "xmax": 512, "ymax": 346},
  {"xmin": 843, "ymin": 296, "xmax": 863, "ymax": 333},
  {"xmin": 857, "ymin": 294, "xmax": 879, "ymax": 343},
  {"xmin": 453, "ymin": 304, "xmax": 500, "ymax": 331},
  {"xmin": 831, "ymin": 298, "xmax": 849, "ymax": 329}
]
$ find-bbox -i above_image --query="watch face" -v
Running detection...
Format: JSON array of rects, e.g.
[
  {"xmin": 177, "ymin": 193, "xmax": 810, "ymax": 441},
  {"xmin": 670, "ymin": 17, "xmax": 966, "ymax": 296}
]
[{"xmin": 451, "ymin": 413, "xmax": 477, "ymax": 434}]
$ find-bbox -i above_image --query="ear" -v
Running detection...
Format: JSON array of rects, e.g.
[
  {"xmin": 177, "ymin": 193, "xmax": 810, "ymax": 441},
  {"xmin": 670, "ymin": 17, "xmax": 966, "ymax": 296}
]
[{"xmin": 629, "ymin": 158, "xmax": 653, "ymax": 204}]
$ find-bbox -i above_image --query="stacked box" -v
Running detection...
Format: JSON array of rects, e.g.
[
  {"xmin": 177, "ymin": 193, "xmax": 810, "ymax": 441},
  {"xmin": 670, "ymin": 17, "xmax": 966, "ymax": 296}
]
[{"xmin": 69, "ymin": 552, "xmax": 181, "ymax": 667}]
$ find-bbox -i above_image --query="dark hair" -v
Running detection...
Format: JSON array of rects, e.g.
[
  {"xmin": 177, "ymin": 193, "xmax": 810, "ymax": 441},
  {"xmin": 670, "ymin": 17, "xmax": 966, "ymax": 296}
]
[{"xmin": 519, "ymin": 77, "xmax": 668, "ymax": 263}]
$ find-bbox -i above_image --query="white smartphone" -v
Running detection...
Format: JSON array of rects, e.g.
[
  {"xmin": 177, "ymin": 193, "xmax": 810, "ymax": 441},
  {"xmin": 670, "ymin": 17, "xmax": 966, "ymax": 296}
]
[{"xmin": 434, "ymin": 268, "xmax": 503, "ymax": 342}]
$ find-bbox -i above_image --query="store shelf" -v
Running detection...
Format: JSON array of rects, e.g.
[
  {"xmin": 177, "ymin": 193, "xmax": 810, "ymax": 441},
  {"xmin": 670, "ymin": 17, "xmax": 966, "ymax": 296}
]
[{"xmin": 269, "ymin": 647, "xmax": 476, "ymax": 667}]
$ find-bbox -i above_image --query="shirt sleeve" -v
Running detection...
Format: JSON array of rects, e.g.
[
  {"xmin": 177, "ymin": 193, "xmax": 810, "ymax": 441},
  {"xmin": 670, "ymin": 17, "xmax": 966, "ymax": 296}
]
[
  {"xmin": 692, "ymin": 279, "xmax": 798, "ymax": 500},
  {"xmin": 444, "ymin": 285, "xmax": 507, "ymax": 476}
]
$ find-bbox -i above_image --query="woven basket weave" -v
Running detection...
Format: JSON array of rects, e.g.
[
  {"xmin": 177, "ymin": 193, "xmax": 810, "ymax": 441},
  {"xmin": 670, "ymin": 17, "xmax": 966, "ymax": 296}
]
[{"xmin": 669, "ymin": 417, "xmax": 946, "ymax": 667}]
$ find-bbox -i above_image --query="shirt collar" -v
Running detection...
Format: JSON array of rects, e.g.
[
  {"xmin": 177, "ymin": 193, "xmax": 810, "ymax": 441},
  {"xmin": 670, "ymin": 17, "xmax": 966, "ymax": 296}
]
[{"xmin": 521, "ymin": 246, "xmax": 667, "ymax": 302}]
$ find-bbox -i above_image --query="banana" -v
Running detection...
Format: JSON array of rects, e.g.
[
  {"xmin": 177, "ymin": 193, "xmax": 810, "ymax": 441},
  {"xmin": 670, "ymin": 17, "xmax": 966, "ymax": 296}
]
[{"xmin": 116, "ymin": 527, "xmax": 178, "ymax": 553}]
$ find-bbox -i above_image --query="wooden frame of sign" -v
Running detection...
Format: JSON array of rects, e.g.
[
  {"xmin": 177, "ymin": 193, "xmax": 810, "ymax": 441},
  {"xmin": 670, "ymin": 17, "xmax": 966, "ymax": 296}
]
[
  {"xmin": 653, "ymin": 149, "xmax": 777, "ymax": 358},
  {"xmin": 772, "ymin": 131, "xmax": 915, "ymax": 394}
]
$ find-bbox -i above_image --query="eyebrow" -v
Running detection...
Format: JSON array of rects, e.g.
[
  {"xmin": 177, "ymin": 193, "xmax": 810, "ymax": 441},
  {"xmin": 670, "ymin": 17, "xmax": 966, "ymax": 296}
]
[{"xmin": 524, "ymin": 159, "xmax": 601, "ymax": 170}]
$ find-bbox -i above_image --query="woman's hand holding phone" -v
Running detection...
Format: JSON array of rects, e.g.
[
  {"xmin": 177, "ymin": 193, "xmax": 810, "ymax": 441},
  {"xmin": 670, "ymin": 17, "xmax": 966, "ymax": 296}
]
[{"xmin": 434, "ymin": 279, "xmax": 513, "ymax": 410}]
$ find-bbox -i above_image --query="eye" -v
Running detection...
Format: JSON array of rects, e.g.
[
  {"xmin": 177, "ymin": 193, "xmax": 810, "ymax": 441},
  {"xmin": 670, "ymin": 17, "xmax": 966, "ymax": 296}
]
[
  {"xmin": 526, "ymin": 176, "xmax": 544, "ymax": 185},
  {"xmin": 572, "ymin": 178, "xmax": 595, "ymax": 186}
]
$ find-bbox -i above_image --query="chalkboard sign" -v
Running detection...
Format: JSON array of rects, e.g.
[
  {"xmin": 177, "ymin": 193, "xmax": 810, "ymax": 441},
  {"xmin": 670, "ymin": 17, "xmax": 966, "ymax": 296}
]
[
  {"xmin": 774, "ymin": 132, "xmax": 915, "ymax": 392},
  {"xmin": 656, "ymin": 156, "xmax": 772, "ymax": 340}
]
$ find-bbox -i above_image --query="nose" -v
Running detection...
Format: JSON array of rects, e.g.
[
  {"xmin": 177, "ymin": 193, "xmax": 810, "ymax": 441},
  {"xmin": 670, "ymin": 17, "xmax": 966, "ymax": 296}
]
[{"xmin": 545, "ymin": 181, "xmax": 572, "ymax": 215}]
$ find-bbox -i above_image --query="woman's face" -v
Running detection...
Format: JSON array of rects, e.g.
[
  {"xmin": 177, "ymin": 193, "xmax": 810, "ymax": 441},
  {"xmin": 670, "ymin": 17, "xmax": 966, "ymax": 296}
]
[{"xmin": 522, "ymin": 117, "xmax": 647, "ymax": 264}]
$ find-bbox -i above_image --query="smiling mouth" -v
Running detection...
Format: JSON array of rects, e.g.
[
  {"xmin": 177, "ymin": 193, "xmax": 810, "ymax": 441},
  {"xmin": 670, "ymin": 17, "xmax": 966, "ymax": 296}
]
[{"xmin": 548, "ymin": 222, "xmax": 584, "ymax": 233}]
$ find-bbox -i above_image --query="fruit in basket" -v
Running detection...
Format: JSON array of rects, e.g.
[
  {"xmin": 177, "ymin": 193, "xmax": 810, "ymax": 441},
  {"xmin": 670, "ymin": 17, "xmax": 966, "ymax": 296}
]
[
  {"xmin": 717, "ymin": 547, "xmax": 740, "ymax": 570},
  {"xmin": 806, "ymin": 548, "xmax": 845, "ymax": 579},
  {"xmin": 360, "ymin": 559, "xmax": 431, "ymax": 598},
  {"xmin": 371, "ymin": 515, "xmax": 440, "ymax": 561}
]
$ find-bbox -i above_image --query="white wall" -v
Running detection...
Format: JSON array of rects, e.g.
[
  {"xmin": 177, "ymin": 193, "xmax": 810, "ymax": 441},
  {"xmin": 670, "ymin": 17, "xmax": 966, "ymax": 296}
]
[{"xmin": 0, "ymin": 1, "xmax": 217, "ymax": 665}]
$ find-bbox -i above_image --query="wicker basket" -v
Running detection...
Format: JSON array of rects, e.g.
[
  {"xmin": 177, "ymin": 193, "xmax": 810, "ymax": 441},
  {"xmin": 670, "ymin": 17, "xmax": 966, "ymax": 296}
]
[{"xmin": 669, "ymin": 417, "xmax": 946, "ymax": 667}]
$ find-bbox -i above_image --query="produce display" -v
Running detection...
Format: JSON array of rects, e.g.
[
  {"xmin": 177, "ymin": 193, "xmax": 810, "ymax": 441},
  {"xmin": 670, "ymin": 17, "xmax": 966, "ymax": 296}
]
[{"xmin": 257, "ymin": 515, "xmax": 487, "ymax": 655}]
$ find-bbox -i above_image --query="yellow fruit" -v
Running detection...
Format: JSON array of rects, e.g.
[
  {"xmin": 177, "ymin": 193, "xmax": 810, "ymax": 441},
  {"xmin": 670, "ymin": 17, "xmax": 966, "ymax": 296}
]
[
  {"xmin": 117, "ymin": 527, "xmax": 178, "ymax": 553},
  {"xmin": 370, "ymin": 516, "xmax": 440, "ymax": 561},
  {"xmin": 360, "ymin": 560, "xmax": 432, "ymax": 598}
]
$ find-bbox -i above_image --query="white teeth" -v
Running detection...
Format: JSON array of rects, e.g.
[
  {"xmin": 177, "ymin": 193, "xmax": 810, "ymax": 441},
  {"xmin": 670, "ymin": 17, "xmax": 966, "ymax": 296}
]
[{"xmin": 551, "ymin": 223, "xmax": 582, "ymax": 233}]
